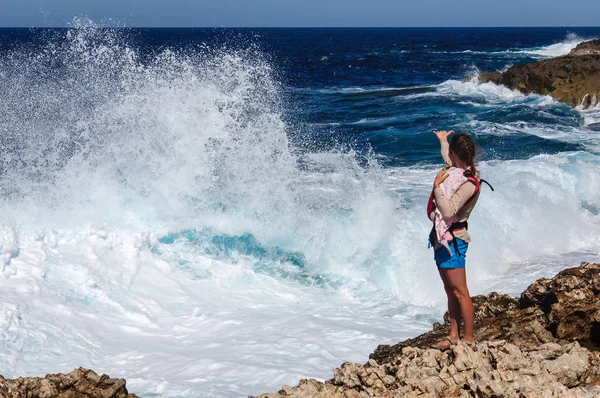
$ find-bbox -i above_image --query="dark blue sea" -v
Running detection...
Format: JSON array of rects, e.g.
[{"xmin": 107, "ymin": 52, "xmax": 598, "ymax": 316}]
[{"xmin": 1, "ymin": 25, "xmax": 600, "ymax": 397}]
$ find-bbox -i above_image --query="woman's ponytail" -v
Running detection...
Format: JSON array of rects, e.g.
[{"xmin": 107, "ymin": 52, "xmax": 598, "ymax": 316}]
[{"xmin": 449, "ymin": 133, "xmax": 477, "ymax": 178}]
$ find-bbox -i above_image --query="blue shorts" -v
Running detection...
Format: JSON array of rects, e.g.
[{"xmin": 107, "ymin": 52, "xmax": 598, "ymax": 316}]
[{"xmin": 434, "ymin": 238, "xmax": 468, "ymax": 269}]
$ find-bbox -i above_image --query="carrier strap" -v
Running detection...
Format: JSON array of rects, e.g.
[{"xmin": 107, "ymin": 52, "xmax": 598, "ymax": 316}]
[
  {"xmin": 480, "ymin": 179, "xmax": 495, "ymax": 191},
  {"xmin": 449, "ymin": 221, "xmax": 468, "ymax": 254}
]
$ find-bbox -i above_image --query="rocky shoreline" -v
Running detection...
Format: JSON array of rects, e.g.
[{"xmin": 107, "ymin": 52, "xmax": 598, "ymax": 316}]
[
  {"xmin": 255, "ymin": 262, "xmax": 600, "ymax": 397},
  {"xmin": 0, "ymin": 368, "xmax": 139, "ymax": 397},
  {"xmin": 3, "ymin": 262, "xmax": 600, "ymax": 397},
  {"xmin": 476, "ymin": 39, "xmax": 600, "ymax": 110}
]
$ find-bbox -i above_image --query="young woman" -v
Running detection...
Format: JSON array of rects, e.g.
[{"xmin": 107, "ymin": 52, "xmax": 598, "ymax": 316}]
[{"xmin": 429, "ymin": 130, "xmax": 481, "ymax": 346}]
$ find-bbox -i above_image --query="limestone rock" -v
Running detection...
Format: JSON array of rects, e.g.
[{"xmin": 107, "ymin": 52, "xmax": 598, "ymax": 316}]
[
  {"xmin": 256, "ymin": 340, "xmax": 600, "ymax": 397},
  {"xmin": 0, "ymin": 368, "xmax": 139, "ymax": 398}
]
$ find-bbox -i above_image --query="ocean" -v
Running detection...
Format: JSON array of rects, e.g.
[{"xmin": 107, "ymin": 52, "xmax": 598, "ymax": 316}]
[{"xmin": 1, "ymin": 22, "xmax": 600, "ymax": 397}]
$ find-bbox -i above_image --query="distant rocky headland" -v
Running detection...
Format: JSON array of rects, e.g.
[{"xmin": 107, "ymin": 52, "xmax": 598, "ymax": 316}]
[
  {"xmin": 475, "ymin": 39, "xmax": 600, "ymax": 110},
  {"xmin": 255, "ymin": 262, "xmax": 600, "ymax": 397}
]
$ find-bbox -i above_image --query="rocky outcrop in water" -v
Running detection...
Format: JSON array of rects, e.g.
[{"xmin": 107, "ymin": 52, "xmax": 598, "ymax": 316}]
[
  {"xmin": 0, "ymin": 368, "xmax": 139, "ymax": 398},
  {"xmin": 256, "ymin": 262, "xmax": 600, "ymax": 397},
  {"xmin": 477, "ymin": 39, "xmax": 600, "ymax": 109}
]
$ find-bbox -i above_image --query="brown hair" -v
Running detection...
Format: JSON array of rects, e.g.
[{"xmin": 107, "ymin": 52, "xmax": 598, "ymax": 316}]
[{"xmin": 449, "ymin": 133, "xmax": 477, "ymax": 178}]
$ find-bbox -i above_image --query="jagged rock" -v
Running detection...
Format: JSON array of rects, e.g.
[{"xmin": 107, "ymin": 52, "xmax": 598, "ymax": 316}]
[
  {"xmin": 256, "ymin": 340, "xmax": 600, "ymax": 397},
  {"xmin": 520, "ymin": 263, "xmax": 600, "ymax": 346},
  {"xmin": 0, "ymin": 368, "xmax": 139, "ymax": 398},
  {"xmin": 373, "ymin": 262, "xmax": 600, "ymax": 363},
  {"xmin": 255, "ymin": 262, "xmax": 600, "ymax": 398},
  {"xmin": 476, "ymin": 39, "xmax": 600, "ymax": 109}
]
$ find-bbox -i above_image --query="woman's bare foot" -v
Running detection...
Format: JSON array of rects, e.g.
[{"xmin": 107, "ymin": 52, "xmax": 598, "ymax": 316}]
[{"xmin": 434, "ymin": 336, "xmax": 459, "ymax": 350}]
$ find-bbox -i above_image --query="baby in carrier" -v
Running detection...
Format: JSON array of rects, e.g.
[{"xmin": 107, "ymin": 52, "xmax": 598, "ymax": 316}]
[{"xmin": 432, "ymin": 167, "xmax": 467, "ymax": 256}]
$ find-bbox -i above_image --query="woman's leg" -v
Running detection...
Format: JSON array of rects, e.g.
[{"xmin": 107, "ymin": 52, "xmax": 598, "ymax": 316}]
[
  {"xmin": 441, "ymin": 267, "xmax": 474, "ymax": 342},
  {"xmin": 439, "ymin": 269, "xmax": 461, "ymax": 340}
]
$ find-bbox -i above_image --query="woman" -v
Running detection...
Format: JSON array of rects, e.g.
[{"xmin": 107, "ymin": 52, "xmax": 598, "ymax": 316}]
[{"xmin": 429, "ymin": 130, "xmax": 481, "ymax": 346}]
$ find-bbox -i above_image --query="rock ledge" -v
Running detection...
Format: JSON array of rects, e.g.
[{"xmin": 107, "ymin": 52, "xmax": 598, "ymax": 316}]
[
  {"xmin": 256, "ymin": 262, "xmax": 600, "ymax": 397},
  {"xmin": 0, "ymin": 367, "xmax": 139, "ymax": 398}
]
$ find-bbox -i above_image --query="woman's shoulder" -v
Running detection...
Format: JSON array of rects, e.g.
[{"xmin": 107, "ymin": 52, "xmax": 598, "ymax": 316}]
[{"xmin": 460, "ymin": 177, "xmax": 479, "ymax": 194}]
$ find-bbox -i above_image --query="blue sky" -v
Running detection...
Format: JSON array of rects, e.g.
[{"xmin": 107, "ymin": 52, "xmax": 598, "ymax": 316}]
[{"xmin": 2, "ymin": 0, "xmax": 600, "ymax": 27}]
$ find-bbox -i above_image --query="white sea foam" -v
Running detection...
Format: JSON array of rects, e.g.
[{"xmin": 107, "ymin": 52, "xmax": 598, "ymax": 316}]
[
  {"xmin": 523, "ymin": 32, "xmax": 586, "ymax": 58},
  {"xmin": 581, "ymin": 107, "xmax": 600, "ymax": 126},
  {"xmin": 425, "ymin": 33, "xmax": 591, "ymax": 60},
  {"xmin": 438, "ymin": 79, "xmax": 526, "ymax": 103},
  {"xmin": 351, "ymin": 116, "xmax": 400, "ymax": 125},
  {"xmin": 465, "ymin": 118, "xmax": 600, "ymax": 152},
  {"xmin": 2, "ymin": 149, "xmax": 600, "ymax": 397},
  {"xmin": 398, "ymin": 78, "xmax": 543, "ymax": 105},
  {"xmin": 0, "ymin": 226, "xmax": 439, "ymax": 396},
  {"xmin": 317, "ymin": 85, "xmax": 431, "ymax": 95},
  {"xmin": 489, "ymin": 33, "xmax": 590, "ymax": 59}
]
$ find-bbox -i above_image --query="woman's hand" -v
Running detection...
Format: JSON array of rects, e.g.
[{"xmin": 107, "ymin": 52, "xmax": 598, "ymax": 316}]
[
  {"xmin": 433, "ymin": 169, "xmax": 449, "ymax": 189},
  {"xmin": 434, "ymin": 130, "xmax": 454, "ymax": 142}
]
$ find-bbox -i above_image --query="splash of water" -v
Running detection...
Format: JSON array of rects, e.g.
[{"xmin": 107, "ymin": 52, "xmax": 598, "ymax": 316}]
[{"xmin": 0, "ymin": 23, "xmax": 402, "ymax": 282}]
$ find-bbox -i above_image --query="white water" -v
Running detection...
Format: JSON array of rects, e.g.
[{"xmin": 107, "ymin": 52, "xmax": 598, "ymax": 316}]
[
  {"xmin": 0, "ymin": 24, "xmax": 430, "ymax": 397},
  {"xmin": 521, "ymin": 32, "xmax": 584, "ymax": 58},
  {"xmin": 1, "ymin": 25, "xmax": 600, "ymax": 398},
  {"xmin": 503, "ymin": 32, "xmax": 590, "ymax": 59}
]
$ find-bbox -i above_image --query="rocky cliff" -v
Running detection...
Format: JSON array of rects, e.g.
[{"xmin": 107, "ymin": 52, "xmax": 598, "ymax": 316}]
[
  {"xmin": 477, "ymin": 40, "xmax": 600, "ymax": 109},
  {"xmin": 256, "ymin": 262, "xmax": 600, "ymax": 397}
]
